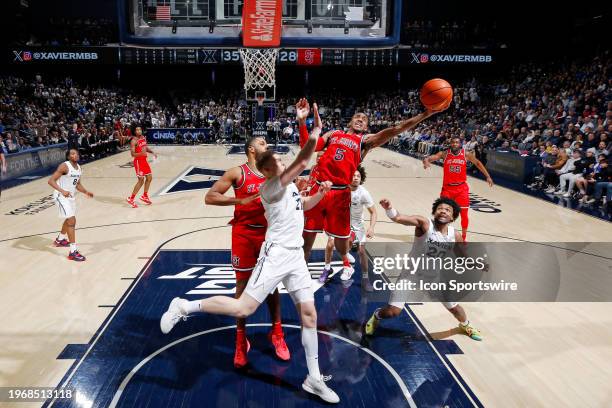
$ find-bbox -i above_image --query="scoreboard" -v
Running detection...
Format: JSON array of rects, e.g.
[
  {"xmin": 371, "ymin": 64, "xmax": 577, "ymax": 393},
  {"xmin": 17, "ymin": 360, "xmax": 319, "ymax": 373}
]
[
  {"xmin": 9, "ymin": 46, "xmax": 494, "ymax": 66},
  {"xmin": 120, "ymin": 48, "xmax": 400, "ymax": 66}
]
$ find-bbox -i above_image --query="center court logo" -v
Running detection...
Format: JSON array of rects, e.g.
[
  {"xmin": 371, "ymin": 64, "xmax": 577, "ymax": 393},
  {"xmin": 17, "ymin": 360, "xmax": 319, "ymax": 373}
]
[{"xmin": 157, "ymin": 260, "xmax": 339, "ymax": 295}]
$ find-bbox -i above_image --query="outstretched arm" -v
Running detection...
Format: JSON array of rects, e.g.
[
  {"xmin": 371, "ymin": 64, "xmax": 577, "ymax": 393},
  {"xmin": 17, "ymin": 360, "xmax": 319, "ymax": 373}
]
[
  {"xmin": 280, "ymin": 101, "xmax": 322, "ymax": 187},
  {"xmin": 466, "ymin": 151, "xmax": 494, "ymax": 187},
  {"xmin": 362, "ymin": 110, "xmax": 438, "ymax": 153},
  {"xmin": 423, "ymin": 150, "xmax": 447, "ymax": 169},
  {"xmin": 379, "ymin": 198, "xmax": 430, "ymax": 236}
]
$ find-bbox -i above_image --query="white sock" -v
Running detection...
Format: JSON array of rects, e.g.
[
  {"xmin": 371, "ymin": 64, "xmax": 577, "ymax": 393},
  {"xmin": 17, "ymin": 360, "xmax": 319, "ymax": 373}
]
[
  {"xmin": 460, "ymin": 320, "xmax": 469, "ymax": 326},
  {"xmin": 58, "ymin": 233, "xmax": 67, "ymax": 240},
  {"xmin": 69, "ymin": 243, "xmax": 77, "ymax": 252},
  {"xmin": 301, "ymin": 327, "xmax": 321, "ymax": 379},
  {"xmin": 182, "ymin": 300, "xmax": 202, "ymax": 315},
  {"xmin": 324, "ymin": 263, "xmax": 331, "ymax": 270}
]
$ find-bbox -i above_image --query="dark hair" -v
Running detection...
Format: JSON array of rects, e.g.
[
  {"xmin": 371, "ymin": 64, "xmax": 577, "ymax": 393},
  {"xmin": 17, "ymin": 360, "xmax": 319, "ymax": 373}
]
[
  {"xmin": 255, "ymin": 150, "xmax": 276, "ymax": 172},
  {"xmin": 65, "ymin": 148, "xmax": 78, "ymax": 160},
  {"xmin": 432, "ymin": 197, "xmax": 461, "ymax": 220},
  {"xmin": 356, "ymin": 165, "xmax": 367, "ymax": 184},
  {"xmin": 245, "ymin": 136, "xmax": 263, "ymax": 156}
]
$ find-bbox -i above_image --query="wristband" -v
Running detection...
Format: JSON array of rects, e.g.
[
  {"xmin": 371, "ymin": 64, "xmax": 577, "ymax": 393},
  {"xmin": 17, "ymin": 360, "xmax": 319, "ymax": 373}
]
[{"xmin": 385, "ymin": 208, "xmax": 398, "ymax": 219}]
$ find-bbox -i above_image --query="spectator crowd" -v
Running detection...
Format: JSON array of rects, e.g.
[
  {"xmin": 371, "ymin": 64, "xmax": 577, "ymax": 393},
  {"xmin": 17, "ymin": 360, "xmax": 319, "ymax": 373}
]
[{"xmin": 1, "ymin": 54, "xmax": 610, "ymax": 214}]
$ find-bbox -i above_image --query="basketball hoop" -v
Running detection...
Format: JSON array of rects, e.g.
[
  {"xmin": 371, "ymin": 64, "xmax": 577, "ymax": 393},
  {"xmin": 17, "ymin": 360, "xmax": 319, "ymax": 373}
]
[{"xmin": 239, "ymin": 48, "xmax": 278, "ymax": 101}]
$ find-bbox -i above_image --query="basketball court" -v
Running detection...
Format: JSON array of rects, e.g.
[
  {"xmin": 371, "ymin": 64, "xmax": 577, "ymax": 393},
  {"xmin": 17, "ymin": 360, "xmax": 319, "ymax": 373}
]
[
  {"xmin": 1, "ymin": 0, "xmax": 611, "ymax": 407},
  {"xmin": 1, "ymin": 145, "xmax": 611, "ymax": 407}
]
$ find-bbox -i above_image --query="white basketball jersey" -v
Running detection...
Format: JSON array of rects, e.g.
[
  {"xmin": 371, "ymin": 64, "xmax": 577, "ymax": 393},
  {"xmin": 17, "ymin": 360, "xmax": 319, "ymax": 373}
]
[
  {"xmin": 350, "ymin": 185, "xmax": 374, "ymax": 230},
  {"xmin": 54, "ymin": 161, "xmax": 81, "ymax": 198},
  {"xmin": 412, "ymin": 219, "xmax": 455, "ymax": 257},
  {"xmin": 260, "ymin": 177, "xmax": 304, "ymax": 248}
]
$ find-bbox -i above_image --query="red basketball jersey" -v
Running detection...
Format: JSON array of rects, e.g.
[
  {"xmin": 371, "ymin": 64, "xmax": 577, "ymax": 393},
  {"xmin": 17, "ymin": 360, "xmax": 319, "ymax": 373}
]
[
  {"xmin": 443, "ymin": 148, "xmax": 467, "ymax": 185},
  {"xmin": 134, "ymin": 137, "xmax": 147, "ymax": 159},
  {"xmin": 315, "ymin": 130, "xmax": 363, "ymax": 185},
  {"xmin": 231, "ymin": 163, "xmax": 267, "ymax": 227}
]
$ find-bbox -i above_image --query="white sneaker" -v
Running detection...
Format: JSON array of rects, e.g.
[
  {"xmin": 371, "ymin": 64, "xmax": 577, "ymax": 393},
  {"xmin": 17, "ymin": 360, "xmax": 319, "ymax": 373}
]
[
  {"xmin": 302, "ymin": 375, "xmax": 340, "ymax": 403},
  {"xmin": 346, "ymin": 252, "xmax": 356, "ymax": 264},
  {"xmin": 562, "ymin": 192, "xmax": 571, "ymax": 198},
  {"xmin": 340, "ymin": 266, "xmax": 354, "ymax": 281},
  {"xmin": 160, "ymin": 297, "xmax": 188, "ymax": 334},
  {"xmin": 554, "ymin": 190, "xmax": 565, "ymax": 195},
  {"xmin": 545, "ymin": 186, "xmax": 556, "ymax": 193}
]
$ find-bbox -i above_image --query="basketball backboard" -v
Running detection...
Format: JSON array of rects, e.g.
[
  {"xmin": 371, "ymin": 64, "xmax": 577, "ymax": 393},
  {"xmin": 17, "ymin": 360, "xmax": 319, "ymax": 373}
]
[{"xmin": 120, "ymin": 0, "xmax": 401, "ymax": 47}]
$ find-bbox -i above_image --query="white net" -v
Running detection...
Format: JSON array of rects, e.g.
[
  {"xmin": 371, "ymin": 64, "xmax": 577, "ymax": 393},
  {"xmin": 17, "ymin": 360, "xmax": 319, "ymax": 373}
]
[{"xmin": 239, "ymin": 48, "xmax": 278, "ymax": 94}]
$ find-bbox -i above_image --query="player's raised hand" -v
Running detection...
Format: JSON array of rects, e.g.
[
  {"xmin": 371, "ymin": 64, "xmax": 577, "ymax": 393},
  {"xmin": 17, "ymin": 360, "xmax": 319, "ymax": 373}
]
[
  {"xmin": 295, "ymin": 98, "xmax": 310, "ymax": 121},
  {"xmin": 318, "ymin": 181, "xmax": 332, "ymax": 195},
  {"xmin": 312, "ymin": 103, "xmax": 321, "ymax": 129},
  {"xmin": 379, "ymin": 198, "xmax": 392, "ymax": 210}
]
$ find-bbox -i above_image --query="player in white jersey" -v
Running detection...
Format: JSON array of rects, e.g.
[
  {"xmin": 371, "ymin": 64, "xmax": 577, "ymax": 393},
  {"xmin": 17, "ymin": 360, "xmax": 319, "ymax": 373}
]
[
  {"xmin": 47, "ymin": 148, "xmax": 94, "ymax": 261},
  {"xmin": 160, "ymin": 99, "xmax": 340, "ymax": 404},
  {"xmin": 321, "ymin": 166, "xmax": 377, "ymax": 285},
  {"xmin": 364, "ymin": 197, "xmax": 483, "ymax": 341}
]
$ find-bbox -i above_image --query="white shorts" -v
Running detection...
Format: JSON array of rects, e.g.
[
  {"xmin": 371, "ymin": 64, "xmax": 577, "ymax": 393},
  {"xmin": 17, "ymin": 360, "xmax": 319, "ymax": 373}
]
[
  {"xmin": 55, "ymin": 194, "xmax": 76, "ymax": 218},
  {"xmin": 245, "ymin": 242, "xmax": 314, "ymax": 304},
  {"xmin": 351, "ymin": 227, "xmax": 366, "ymax": 245}
]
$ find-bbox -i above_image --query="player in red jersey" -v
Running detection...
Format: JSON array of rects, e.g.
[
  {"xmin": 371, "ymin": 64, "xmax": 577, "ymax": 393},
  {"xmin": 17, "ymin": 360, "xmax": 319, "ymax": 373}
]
[
  {"xmin": 423, "ymin": 135, "xmax": 494, "ymax": 241},
  {"xmin": 205, "ymin": 135, "xmax": 290, "ymax": 368},
  {"xmin": 127, "ymin": 126, "xmax": 157, "ymax": 208},
  {"xmin": 300, "ymin": 108, "xmax": 444, "ymax": 279}
]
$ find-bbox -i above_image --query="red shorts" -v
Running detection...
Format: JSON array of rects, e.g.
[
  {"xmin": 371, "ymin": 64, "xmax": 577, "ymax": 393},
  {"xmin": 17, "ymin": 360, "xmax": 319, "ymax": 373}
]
[
  {"xmin": 232, "ymin": 224, "xmax": 266, "ymax": 280},
  {"xmin": 440, "ymin": 183, "xmax": 470, "ymax": 208},
  {"xmin": 134, "ymin": 158, "xmax": 151, "ymax": 177},
  {"xmin": 304, "ymin": 183, "xmax": 351, "ymax": 238}
]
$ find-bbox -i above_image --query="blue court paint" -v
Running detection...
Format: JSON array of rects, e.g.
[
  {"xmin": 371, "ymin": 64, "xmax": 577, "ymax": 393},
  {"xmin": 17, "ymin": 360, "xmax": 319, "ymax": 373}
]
[
  {"xmin": 45, "ymin": 250, "xmax": 480, "ymax": 408},
  {"xmin": 57, "ymin": 344, "xmax": 89, "ymax": 360}
]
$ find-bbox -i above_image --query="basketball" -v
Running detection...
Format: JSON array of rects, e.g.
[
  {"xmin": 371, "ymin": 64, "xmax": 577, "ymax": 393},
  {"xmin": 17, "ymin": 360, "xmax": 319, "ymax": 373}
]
[{"xmin": 420, "ymin": 78, "xmax": 453, "ymax": 111}]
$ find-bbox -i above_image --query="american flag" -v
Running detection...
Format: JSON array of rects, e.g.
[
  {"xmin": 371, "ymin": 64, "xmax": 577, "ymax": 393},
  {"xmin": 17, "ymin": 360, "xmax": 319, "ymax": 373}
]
[{"xmin": 156, "ymin": 5, "xmax": 171, "ymax": 21}]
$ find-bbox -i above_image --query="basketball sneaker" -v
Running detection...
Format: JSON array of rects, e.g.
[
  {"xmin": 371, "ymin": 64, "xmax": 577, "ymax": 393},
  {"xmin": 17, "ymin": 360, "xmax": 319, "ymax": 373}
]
[
  {"xmin": 126, "ymin": 197, "xmax": 138, "ymax": 208},
  {"xmin": 340, "ymin": 266, "xmax": 354, "ymax": 281},
  {"xmin": 365, "ymin": 310, "xmax": 380, "ymax": 335},
  {"xmin": 140, "ymin": 194, "xmax": 152, "ymax": 205},
  {"xmin": 318, "ymin": 265, "xmax": 332, "ymax": 283},
  {"xmin": 302, "ymin": 375, "xmax": 340, "ymax": 403},
  {"xmin": 268, "ymin": 331, "xmax": 290, "ymax": 361},
  {"xmin": 346, "ymin": 252, "xmax": 356, "ymax": 264},
  {"xmin": 160, "ymin": 297, "xmax": 188, "ymax": 334},
  {"xmin": 54, "ymin": 238, "xmax": 69, "ymax": 247},
  {"xmin": 460, "ymin": 322, "xmax": 483, "ymax": 341},
  {"xmin": 68, "ymin": 251, "xmax": 86, "ymax": 262},
  {"xmin": 234, "ymin": 337, "xmax": 251, "ymax": 368}
]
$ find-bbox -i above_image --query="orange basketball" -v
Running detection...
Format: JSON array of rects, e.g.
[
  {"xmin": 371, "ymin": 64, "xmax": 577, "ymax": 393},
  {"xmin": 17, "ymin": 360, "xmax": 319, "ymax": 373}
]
[{"xmin": 420, "ymin": 78, "xmax": 453, "ymax": 111}]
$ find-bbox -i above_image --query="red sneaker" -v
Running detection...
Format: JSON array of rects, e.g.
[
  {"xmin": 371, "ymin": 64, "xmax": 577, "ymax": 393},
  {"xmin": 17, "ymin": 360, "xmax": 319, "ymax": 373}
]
[
  {"xmin": 68, "ymin": 251, "xmax": 86, "ymax": 262},
  {"xmin": 140, "ymin": 195, "xmax": 152, "ymax": 205},
  {"xmin": 233, "ymin": 338, "xmax": 250, "ymax": 368},
  {"xmin": 126, "ymin": 197, "xmax": 138, "ymax": 208},
  {"xmin": 268, "ymin": 331, "xmax": 290, "ymax": 361},
  {"xmin": 54, "ymin": 238, "xmax": 69, "ymax": 247}
]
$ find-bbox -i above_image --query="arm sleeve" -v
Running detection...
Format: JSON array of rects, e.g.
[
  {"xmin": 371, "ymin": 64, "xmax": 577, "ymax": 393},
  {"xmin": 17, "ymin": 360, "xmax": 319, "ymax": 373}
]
[
  {"xmin": 260, "ymin": 176, "xmax": 285, "ymax": 204},
  {"xmin": 299, "ymin": 123, "xmax": 328, "ymax": 151}
]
